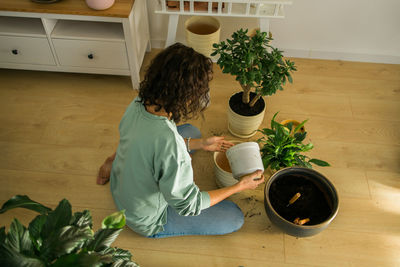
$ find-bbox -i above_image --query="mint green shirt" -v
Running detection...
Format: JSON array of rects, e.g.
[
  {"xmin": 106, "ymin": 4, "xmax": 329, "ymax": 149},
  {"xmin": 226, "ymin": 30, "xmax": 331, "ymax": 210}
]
[{"xmin": 110, "ymin": 98, "xmax": 211, "ymax": 236}]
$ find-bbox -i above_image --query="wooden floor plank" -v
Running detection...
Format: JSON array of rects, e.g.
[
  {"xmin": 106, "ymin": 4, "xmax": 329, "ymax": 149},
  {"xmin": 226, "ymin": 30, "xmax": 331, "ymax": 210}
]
[
  {"xmin": 285, "ymin": 229, "xmax": 400, "ymax": 267},
  {"xmin": 0, "ymin": 141, "xmax": 107, "ymax": 176},
  {"xmin": 366, "ymin": 170, "xmax": 400, "ymax": 201}
]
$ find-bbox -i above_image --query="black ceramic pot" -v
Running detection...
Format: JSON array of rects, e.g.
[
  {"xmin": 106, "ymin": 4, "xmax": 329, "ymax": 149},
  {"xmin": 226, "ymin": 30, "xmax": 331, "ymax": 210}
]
[{"xmin": 264, "ymin": 167, "xmax": 339, "ymax": 237}]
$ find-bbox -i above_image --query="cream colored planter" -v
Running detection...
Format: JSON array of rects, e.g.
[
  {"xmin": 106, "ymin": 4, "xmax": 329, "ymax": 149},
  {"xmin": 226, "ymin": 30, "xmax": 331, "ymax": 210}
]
[
  {"xmin": 228, "ymin": 97, "xmax": 266, "ymax": 138},
  {"xmin": 185, "ymin": 16, "xmax": 220, "ymax": 58}
]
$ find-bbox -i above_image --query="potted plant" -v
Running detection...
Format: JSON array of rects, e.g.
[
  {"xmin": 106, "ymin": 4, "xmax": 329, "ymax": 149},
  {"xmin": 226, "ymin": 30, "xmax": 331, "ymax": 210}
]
[
  {"xmin": 211, "ymin": 28, "xmax": 297, "ymax": 138},
  {"xmin": 257, "ymin": 112, "xmax": 330, "ymax": 172},
  {"xmin": 0, "ymin": 195, "xmax": 139, "ymax": 267},
  {"xmin": 264, "ymin": 167, "xmax": 339, "ymax": 237}
]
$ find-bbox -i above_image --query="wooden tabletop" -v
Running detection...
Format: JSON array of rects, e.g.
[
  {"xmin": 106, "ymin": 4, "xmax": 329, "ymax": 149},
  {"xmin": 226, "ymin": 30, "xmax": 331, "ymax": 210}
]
[{"xmin": 0, "ymin": 0, "xmax": 135, "ymax": 18}]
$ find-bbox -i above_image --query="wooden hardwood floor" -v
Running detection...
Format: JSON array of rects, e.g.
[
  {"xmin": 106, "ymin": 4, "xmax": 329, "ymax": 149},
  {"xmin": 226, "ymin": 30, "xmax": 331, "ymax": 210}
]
[{"xmin": 0, "ymin": 52, "xmax": 399, "ymax": 266}]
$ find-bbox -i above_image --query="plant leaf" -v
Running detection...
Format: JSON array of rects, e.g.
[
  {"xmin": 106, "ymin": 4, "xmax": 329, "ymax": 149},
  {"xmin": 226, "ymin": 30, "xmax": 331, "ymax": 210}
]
[
  {"xmin": 51, "ymin": 252, "xmax": 102, "ymax": 267},
  {"xmin": 294, "ymin": 132, "xmax": 307, "ymax": 142},
  {"xmin": 28, "ymin": 214, "xmax": 47, "ymax": 250},
  {"xmin": 303, "ymin": 161, "xmax": 313, "ymax": 169},
  {"xmin": 102, "ymin": 210, "xmax": 126, "ymax": 229},
  {"xmin": 0, "ymin": 226, "xmax": 5, "ymax": 244},
  {"xmin": 111, "ymin": 259, "xmax": 140, "ymax": 267},
  {"xmin": 87, "ymin": 228, "xmax": 123, "ymax": 253},
  {"xmin": 112, "ymin": 248, "xmax": 132, "ymax": 261},
  {"xmin": 71, "ymin": 210, "xmax": 93, "ymax": 229},
  {"xmin": 0, "ymin": 195, "xmax": 52, "ymax": 215},
  {"xmin": 6, "ymin": 218, "xmax": 34, "ymax": 256},
  {"xmin": 41, "ymin": 199, "xmax": 72, "ymax": 241},
  {"xmin": 302, "ymin": 143, "xmax": 314, "ymax": 152},
  {"xmin": 0, "ymin": 243, "xmax": 45, "ymax": 267},
  {"xmin": 41, "ymin": 225, "xmax": 93, "ymax": 261},
  {"xmin": 101, "ymin": 247, "xmax": 133, "ymax": 262},
  {"xmin": 293, "ymin": 119, "xmax": 308, "ymax": 135},
  {"xmin": 309, "ymin": 158, "xmax": 330, "ymax": 167},
  {"xmin": 270, "ymin": 112, "xmax": 279, "ymax": 129}
]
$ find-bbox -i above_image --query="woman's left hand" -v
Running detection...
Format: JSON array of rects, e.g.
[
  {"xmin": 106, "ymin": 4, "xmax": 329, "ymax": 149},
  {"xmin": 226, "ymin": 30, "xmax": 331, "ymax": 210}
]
[{"xmin": 202, "ymin": 136, "xmax": 234, "ymax": 152}]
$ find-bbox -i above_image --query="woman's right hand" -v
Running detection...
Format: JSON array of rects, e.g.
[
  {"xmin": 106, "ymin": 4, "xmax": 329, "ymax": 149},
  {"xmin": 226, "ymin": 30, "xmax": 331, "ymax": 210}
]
[{"xmin": 238, "ymin": 170, "xmax": 265, "ymax": 190}]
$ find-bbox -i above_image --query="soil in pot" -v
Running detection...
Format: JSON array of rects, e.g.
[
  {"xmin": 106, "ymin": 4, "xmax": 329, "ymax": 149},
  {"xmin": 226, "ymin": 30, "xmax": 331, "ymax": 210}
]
[
  {"xmin": 216, "ymin": 152, "xmax": 232, "ymax": 173},
  {"xmin": 229, "ymin": 92, "xmax": 265, "ymax": 116},
  {"xmin": 269, "ymin": 174, "xmax": 332, "ymax": 225}
]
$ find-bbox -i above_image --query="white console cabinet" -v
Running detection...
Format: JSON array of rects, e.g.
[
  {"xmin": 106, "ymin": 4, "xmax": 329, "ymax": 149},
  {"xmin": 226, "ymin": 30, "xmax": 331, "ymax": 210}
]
[{"xmin": 0, "ymin": 0, "xmax": 150, "ymax": 89}]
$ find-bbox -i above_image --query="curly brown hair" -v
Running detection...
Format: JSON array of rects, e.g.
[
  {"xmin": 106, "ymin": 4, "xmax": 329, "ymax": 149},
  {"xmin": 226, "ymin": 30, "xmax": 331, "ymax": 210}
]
[{"xmin": 138, "ymin": 43, "xmax": 213, "ymax": 123}]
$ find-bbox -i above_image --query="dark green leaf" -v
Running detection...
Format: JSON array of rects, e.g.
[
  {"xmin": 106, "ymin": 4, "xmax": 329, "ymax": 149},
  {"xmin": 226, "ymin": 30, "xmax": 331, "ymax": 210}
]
[
  {"xmin": 294, "ymin": 155, "xmax": 307, "ymax": 167},
  {"xmin": 259, "ymin": 128, "xmax": 275, "ymax": 136},
  {"xmin": 285, "ymin": 122, "xmax": 293, "ymax": 132},
  {"xmin": 0, "ymin": 243, "xmax": 45, "ymax": 267},
  {"xmin": 111, "ymin": 259, "xmax": 140, "ymax": 267},
  {"xmin": 72, "ymin": 210, "xmax": 92, "ymax": 229},
  {"xmin": 303, "ymin": 161, "xmax": 313, "ymax": 169},
  {"xmin": 270, "ymin": 112, "xmax": 279, "ymax": 129},
  {"xmin": 309, "ymin": 159, "xmax": 330, "ymax": 167},
  {"xmin": 287, "ymin": 74, "xmax": 293, "ymax": 83},
  {"xmin": 102, "ymin": 210, "xmax": 126, "ymax": 229},
  {"xmin": 0, "ymin": 226, "xmax": 5, "ymax": 244},
  {"xmin": 294, "ymin": 132, "xmax": 307, "ymax": 142},
  {"xmin": 102, "ymin": 247, "xmax": 132, "ymax": 262},
  {"xmin": 88, "ymin": 228, "xmax": 123, "ymax": 253},
  {"xmin": 112, "ymin": 248, "xmax": 132, "ymax": 261},
  {"xmin": 293, "ymin": 119, "xmax": 308, "ymax": 135},
  {"xmin": 41, "ymin": 225, "xmax": 93, "ymax": 261},
  {"xmin": 6, "ymin": 218, "xmax": 34, "ymax": 256},
  {"xmin": 28, "ymin": 214, "xmax": 47, "ymax": 250},
  {"xmin": 51, "ymin": 252, "xmax": 102, "ymax": 267},
  {"xmin": 0, "ymin": 195, "xmax": 51, "ymax": 215},
  {"xmin": 41, "ymin": 199, "xmax": 72, "ymax": 241}
]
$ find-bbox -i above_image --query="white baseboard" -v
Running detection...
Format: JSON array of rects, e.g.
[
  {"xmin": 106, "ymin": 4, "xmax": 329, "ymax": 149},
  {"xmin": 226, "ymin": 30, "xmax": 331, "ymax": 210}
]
[
  {"xmin": 283, "ymin": 49, "xmax": 400, "ymax": 64},
  {"xmin": 151, "ymin": 39, "xmax": 400, "ymax": 64}
]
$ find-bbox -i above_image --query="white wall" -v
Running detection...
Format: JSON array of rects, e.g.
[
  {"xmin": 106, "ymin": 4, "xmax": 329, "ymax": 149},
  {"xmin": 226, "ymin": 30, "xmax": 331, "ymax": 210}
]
[{"xmin": 147, "ymin": 0, "xmax": 400, "ymax": 64}]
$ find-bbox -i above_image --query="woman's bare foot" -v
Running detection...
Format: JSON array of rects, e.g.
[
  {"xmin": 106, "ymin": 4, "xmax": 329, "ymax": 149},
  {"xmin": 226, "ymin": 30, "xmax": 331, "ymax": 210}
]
[{"xmin": 97, "ymin": 153, "xmax": 116, "ymax": 185}]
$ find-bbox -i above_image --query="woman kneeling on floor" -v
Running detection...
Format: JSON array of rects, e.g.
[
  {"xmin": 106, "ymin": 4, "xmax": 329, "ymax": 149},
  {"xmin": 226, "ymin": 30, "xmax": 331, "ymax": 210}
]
[{"xmin": 97, "ymin": 43, "xmax": 264, "ymax": 238}]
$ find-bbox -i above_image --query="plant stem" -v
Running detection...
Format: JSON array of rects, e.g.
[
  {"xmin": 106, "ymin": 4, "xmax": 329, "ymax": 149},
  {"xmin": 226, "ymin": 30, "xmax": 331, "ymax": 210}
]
[
  {"xmin": 249, "ymin": 93, "xmax": 262, "ymax": 107},
  {"xmin": 240, "ymin": 83, "xmax": 251, "ymax": 104}
]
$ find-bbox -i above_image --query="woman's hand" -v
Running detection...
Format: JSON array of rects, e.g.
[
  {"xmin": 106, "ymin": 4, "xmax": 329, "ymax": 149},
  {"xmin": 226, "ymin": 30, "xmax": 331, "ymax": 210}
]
[
  {"xmin": 238, "ymin": 170, "xmax": 265, "ymax": 190},
  {"xmin": 202, "ymin": 136, "xmax": 234, "ymax": 152}
]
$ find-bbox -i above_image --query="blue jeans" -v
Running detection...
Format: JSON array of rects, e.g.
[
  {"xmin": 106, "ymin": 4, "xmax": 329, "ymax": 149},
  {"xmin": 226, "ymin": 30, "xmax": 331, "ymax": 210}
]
[
  {"xmin": 149, "ymin": 123, "xmax": 244, "ymax": 238},
  {"xmin": 150, "ymin": 200, "xmax": 244, "ymax": 238}
]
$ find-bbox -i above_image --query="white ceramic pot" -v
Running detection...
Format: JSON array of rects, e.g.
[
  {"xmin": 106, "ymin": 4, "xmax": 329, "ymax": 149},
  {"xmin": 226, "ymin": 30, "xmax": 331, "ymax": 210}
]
[
  {"xmin": 185, "ymin": 16, "xmax": 220, "ymax": 58},
  {"xmin": 226, "ymin": 142, "xmax": 264, "ymax": 179},
  {"xmin": 85, "ymin": 0, "xmax": 115, "ymax": 10},
  {"xmin": 227, "ymin": 94, "xmax": 266, "ymax": 138}
]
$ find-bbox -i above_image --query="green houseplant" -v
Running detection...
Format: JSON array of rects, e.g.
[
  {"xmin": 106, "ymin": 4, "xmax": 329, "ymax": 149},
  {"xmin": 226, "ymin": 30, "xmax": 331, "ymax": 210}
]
[
  {"xmin": 0, "ymin": 195, "xmax": 139, "ymax": 267},
  {"xmin": 258, "ymin": 113, "xmax": 330, "ymax": 172},
  {"xmin": 211, "ymin": 29, "xmax": 297, "ymax": 138}
]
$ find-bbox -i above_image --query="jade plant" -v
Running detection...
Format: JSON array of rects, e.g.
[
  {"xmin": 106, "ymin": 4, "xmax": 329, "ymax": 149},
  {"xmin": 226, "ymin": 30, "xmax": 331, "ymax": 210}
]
[
  {"xmin": 258, "ymin": 113, "xmax": 330, "ymax": 171},
  {"xmin": 0, "ymin": 195, "xmax": 139, "ymax": 267},
  {"xmin": 211, "ymin": 28, "xmax": 297, "ymax": 108}
]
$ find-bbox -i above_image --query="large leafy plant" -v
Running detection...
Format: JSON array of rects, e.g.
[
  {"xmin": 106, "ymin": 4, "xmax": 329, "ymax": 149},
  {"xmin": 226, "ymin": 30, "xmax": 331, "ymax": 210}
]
[
  {"xmin": 211, "ymin": 29, "xmax": 297, "ymax": 107},
  {"xmin": 0, "ymin": 195, "xmax": 139, "ymax": 267},
  {"xmin": 258, "ymin": 113, "xmax": 330, "ymax": 171}
]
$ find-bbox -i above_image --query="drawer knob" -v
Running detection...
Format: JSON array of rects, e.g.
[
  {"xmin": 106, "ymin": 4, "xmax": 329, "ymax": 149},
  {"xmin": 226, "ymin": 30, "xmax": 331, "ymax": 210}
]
[
  {"xmin": 88, "ymin": 54, "xmax": 94, "ymax": 59},
  {"xmin": 12, "ymin": 49, "xmax": 18, "ymax": 55}
]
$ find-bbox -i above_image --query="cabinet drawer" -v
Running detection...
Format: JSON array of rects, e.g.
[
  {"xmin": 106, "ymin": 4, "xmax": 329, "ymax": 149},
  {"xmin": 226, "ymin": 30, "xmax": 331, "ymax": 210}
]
[
  {"xmin": 0, "ymin": 35, "xmax": 55, "ymax": 65},
  {"xmin": 52, "ymin": 39, "xmax": 129, "ymax": 69}
]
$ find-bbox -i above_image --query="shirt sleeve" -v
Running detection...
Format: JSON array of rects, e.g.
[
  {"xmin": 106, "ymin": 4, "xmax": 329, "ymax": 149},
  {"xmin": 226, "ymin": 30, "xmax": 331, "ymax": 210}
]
[{"xmin": 157, "ymin": 144, "xmax": 211, "ymax": 216}]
